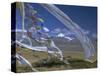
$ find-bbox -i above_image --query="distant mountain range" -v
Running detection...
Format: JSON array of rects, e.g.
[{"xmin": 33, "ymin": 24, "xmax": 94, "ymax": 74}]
[
  {"xmin": 42, "ymin": 27, "xmax": 97, "ymax": 41},
  {"xmin": 15, "ymin": 31, "xmax": 97, "ymax": 52}
]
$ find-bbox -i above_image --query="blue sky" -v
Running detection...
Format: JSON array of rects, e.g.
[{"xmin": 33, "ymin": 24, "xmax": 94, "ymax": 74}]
[
  {"xmin": 16, "ymin": 3, "xmax": 97, "ymax": 38},
  {"xmin": 56, "ymin": 5, "xmax": 97, "ymax": 33}
]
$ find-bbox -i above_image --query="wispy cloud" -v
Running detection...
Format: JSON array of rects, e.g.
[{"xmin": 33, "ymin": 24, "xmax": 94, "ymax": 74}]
[
  {"xmin": 81, "ymin": 29, "xmax": 90, "ymax": 35},
  {"xmin": 64, "ymin": 36, "xmax": 74, "ymax": 41},
  {"xmin": 43, "ymin": 27, "xmax": 50, "ymax": 32},
  {"xmin": 50, "ymin": 28, "xmax": 74, "ymax": 36}
]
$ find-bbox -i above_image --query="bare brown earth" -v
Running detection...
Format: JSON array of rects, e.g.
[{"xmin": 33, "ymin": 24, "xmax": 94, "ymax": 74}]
[
  {"xmin": 16, "ymin": 46, "xmax": 97, "ymax": 73},
  {"xmin": 15, "ymin": 37, "xmax": 97, "ymax": 72}
]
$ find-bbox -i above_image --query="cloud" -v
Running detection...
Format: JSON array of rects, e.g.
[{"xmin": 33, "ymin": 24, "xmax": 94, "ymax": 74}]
[
  {"xmin": 43, "ymin": 27, "xmax": 50, "ymax": 32},
  {"xmin": 81, "ymin": 29, "xmax": 90, "ymax": 35},
  {"xmin": 55, "ymin": 28, "xmax": 61, "ymax": 32},
  {"xmin": 51, "ymin": 28, "xmax": 61, "ymax": 34},
  {"xmin": 57, "ymin": 33, "xmax": 65, "ymax": 37},
  {"xmin": 64, "ymin": 36, "xmax": 74, "ymax": 41},
  {"xmin": 51, "ymin": 28, "xmax": 74, "ymax": 35},
  {"xmin": 57, "ymin": 33, "xmax": 74, "ymax": 41}
]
